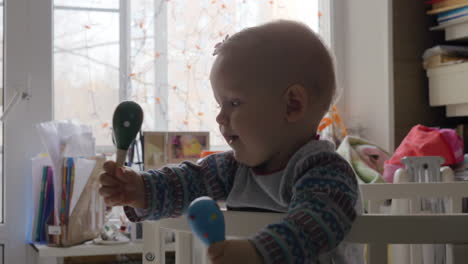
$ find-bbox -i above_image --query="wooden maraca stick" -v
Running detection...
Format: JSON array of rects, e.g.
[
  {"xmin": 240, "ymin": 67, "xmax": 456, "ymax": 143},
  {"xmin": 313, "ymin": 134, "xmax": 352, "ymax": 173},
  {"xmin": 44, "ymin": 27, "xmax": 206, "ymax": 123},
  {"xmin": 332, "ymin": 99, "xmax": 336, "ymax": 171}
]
[
  {"xmin": 112, "ymin": 101, "xmax": 144, "ymax": 167},
  {"xmin": 187, "ymin": 196, "xmax": 225, "ymax": 246}
]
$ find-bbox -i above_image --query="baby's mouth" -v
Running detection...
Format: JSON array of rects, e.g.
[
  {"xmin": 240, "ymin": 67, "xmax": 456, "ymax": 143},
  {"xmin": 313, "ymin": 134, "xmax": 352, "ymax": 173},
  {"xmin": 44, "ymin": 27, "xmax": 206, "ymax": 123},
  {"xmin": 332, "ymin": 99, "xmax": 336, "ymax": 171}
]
[{"xmin": 227, "ymin": 135, "xmax": 239, "ymax": 144}]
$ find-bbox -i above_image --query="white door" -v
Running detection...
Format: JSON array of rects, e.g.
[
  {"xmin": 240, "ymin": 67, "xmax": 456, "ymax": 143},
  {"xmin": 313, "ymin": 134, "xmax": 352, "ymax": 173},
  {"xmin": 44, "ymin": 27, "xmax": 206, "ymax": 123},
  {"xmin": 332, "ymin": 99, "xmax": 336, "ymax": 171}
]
[{"xmin": 1, "ymin": 0, "xmax": 53, "ymax": 263}]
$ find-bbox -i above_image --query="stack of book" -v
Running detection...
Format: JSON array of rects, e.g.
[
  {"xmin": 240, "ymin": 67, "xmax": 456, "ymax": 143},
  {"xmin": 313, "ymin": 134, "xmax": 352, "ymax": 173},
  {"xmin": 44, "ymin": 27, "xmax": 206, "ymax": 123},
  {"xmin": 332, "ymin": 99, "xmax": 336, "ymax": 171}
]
[
  {"xmin": 427, "ymin": 0, "xmax": 468, "ymax": 40},
  {"xmin": 422, "ymin": 45, "xmax": 468, "ymax": 69},
  {"xmin": 33, "ymin": 163, "xmax": 55, "ymax": 244}
]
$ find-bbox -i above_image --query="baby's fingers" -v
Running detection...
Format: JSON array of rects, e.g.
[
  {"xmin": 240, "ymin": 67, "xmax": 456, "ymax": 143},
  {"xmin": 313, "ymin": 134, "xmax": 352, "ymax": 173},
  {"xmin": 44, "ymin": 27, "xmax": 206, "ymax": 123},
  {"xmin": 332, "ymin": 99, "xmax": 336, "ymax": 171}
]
[
  {"xmin": 104, "ymin": 194, "xmax": 125, "ymax": 206},
  {"xmin": 99, "ymin": 172, "xmax": 120, "ymax": 187},
  {"xmin": 208, "ymin": 241, "xmax": 227, "ymax": 263},
  {"xmin": 103, "ymin": 160, "xmax": 117, "ymax": 174},
  {"xmin": 99, "ymin": 185, "xmax": 122, "ymax": 199},
  {"xmin": 115, "ymin": 167, "xmax": 134, "ymax": 184}
]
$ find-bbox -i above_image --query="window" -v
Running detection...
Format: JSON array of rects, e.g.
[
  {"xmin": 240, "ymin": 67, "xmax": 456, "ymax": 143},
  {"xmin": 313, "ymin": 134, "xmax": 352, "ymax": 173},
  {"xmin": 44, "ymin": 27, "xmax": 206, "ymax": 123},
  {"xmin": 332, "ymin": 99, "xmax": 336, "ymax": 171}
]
[
  {"xmin": 54, "ymin": 1, "xmax": 119, "ymax": 148},
  {"xmin": 53, "ymin": 0, "xmax": 325, "ymax": 151}
]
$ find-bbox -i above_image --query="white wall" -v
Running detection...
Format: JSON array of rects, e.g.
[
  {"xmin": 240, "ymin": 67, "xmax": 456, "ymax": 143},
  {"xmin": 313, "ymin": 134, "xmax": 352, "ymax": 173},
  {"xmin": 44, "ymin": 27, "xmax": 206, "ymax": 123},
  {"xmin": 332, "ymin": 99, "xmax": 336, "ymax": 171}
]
[
  {"xmin": 332, "ymin": 0, "xmax": 394, "ymax": 152},
  {"xmin": 3, "ymin": 0, "xmax": 54, "ymax": 263}
]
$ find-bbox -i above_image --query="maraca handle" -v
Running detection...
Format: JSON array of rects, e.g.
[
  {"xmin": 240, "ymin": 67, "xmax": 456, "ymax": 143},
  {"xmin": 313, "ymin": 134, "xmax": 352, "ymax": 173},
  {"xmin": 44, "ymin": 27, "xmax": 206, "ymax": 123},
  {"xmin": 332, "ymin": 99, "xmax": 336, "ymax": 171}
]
[{"xmin": 115, "ymin": 148, "xmax": 127, "ymax": 168}]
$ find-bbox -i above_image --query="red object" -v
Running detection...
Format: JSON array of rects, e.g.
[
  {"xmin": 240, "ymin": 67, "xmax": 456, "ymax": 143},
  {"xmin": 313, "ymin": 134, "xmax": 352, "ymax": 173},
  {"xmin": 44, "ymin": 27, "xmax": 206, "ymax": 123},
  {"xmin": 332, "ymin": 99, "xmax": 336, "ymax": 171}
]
[
  {"xmin": 424, "ymin": 0, "xmax": 446, "ymax": 4},
  {"xmin": 383, "ymin": 124, "xmax": 463, "ymax": 182}
]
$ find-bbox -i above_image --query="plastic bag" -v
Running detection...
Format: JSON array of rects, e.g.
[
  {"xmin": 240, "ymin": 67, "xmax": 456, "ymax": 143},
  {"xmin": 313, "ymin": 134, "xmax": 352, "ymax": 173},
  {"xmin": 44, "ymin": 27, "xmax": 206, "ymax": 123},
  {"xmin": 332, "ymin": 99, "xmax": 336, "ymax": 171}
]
[{"xmin": 383, "ymin": 124, "xmax": 464, "ymax": 183}]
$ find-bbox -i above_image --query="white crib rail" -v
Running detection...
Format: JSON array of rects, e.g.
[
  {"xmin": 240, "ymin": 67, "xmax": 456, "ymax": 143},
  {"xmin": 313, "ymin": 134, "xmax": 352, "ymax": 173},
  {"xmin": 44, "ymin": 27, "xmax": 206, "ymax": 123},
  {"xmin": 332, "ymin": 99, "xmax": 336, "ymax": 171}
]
[
  {"xmin": 142, "ymin": 182, "xmax": 468, "ymax": 264},
  {"xmin": 360, "ymin": 182, "xmax": 468, "ymax": 214},
  {"xmin": 360, "ymin": 182, "xmax": 468, "ymax": 264}
]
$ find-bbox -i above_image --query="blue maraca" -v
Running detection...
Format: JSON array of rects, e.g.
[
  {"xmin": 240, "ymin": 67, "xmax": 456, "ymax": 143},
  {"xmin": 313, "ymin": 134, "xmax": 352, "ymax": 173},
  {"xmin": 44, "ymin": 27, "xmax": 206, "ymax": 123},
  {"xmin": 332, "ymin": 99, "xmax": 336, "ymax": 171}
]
[{"xmin": 187, "ymin": 196, "xmax": 225, "ymax": 246}]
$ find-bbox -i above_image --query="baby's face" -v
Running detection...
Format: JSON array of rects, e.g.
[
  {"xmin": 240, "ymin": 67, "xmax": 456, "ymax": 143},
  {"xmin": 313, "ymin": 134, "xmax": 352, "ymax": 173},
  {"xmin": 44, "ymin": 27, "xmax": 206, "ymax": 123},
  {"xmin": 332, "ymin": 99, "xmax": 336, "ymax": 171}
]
[{"xmin": 210, "ymin": 55, "xmax": 287, "ymax": 168}]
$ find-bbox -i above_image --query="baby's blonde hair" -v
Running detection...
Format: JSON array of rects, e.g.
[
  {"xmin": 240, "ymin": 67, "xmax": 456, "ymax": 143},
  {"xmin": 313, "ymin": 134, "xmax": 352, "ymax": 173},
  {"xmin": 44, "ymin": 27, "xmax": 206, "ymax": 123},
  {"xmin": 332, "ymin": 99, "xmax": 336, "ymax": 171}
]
[{"xmin": 214, "ymin": 20, "xmax": 336, "ymax": 122}]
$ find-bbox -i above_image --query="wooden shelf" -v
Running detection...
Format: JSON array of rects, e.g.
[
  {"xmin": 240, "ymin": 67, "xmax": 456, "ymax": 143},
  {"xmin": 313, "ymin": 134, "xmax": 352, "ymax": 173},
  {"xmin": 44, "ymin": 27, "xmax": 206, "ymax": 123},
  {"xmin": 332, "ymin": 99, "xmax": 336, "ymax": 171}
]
[{"xmin": 31, "ymin": 241, "xmax": 143, "ymax": 257}]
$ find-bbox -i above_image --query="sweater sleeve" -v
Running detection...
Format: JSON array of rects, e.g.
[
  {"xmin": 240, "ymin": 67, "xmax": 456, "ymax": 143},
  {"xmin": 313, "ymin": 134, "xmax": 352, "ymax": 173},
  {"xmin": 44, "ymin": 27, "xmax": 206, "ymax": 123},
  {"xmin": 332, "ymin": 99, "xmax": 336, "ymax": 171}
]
[
  {"xmin": 125, "ymin": 151, "xmax": 238, "ymax": 222},
  {"xmin": 249, "ymin": 152, "xmax": 358, "ymax": 263}
]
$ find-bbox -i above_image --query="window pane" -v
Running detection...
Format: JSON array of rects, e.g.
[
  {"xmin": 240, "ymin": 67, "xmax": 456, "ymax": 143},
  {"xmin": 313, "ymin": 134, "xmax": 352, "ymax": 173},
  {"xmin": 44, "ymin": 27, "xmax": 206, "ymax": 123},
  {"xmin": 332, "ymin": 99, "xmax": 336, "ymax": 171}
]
[
  {"xmin": 129, "ymin": 0, "xmax": 320, "ymax": 148},
  {"xmin": 54, "ymin": 7, "xmax": 119, "ymax": 147},
  {"xmin": 129, "ymin": 0, "xmax": 157, "ymax": 134},
  {"xmin": 165, "ymin": 0, "xmax": 320, "ymax": 147},
  {"xmin": 54, "ymin": 0, "xmax": 118, "ymax": 9}
]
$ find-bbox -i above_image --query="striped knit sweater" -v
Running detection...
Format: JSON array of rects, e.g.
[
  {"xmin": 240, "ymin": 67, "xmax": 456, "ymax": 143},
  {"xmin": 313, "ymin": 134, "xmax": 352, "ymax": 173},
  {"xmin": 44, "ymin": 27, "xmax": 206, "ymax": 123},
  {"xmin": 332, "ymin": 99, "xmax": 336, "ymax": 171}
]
[{"xmin": 125, "ymin": 139, "xmax": 359, "ymax": 263}]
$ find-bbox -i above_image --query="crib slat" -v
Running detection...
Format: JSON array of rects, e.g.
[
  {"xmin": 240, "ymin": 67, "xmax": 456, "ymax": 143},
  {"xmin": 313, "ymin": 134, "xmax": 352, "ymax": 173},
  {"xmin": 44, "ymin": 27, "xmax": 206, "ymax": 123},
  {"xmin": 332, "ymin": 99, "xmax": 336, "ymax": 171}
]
[
  {"xmin": 368, "ymin": 243, "xmax": 388, "ymax": 264},
  {"xmin": 175, "ymin": 232, "xmax": 192, "ymax": 264},
  {"xmin": 367, "ymin": 200, "xmax": 380, "ymax": 214},
  {"xmin": 143, "ymin": 221, "xmax": 163, "ymax": 264},
  {"xmin": 448, "ymin": 244, "xmax": 468, "ymax": 264},
  {"xmin": 450, "ymin": 196, "xmax": 463, "ymax": 213}
]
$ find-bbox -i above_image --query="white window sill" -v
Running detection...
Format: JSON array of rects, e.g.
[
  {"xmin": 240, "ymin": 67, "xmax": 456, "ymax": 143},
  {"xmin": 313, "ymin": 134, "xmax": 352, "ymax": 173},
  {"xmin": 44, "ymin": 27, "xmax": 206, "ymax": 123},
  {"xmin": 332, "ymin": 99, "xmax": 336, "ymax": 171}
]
[{"xmin": 30, "ymin": 241, "xmax": 143, "ymax": 258}]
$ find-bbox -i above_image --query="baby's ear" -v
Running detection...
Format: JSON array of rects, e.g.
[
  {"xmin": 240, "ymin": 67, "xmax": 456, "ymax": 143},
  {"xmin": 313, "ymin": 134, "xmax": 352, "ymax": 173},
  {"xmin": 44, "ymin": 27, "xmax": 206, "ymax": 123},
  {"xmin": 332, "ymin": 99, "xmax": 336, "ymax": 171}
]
[{"xmin": 284, "ymin": 84, "xmax": 308, "ymax": 122}]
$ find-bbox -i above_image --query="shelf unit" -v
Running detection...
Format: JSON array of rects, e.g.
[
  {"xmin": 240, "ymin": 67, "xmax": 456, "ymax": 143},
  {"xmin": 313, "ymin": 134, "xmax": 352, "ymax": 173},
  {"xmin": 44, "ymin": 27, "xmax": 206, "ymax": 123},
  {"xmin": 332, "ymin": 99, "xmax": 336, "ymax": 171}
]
[
  {"xmin": 392, "ymin": 0, "xmax": 468, "ymax": 147},
  {"xmin": 426, "ymin": 13, "xmax": 468, "ymax": 117}
]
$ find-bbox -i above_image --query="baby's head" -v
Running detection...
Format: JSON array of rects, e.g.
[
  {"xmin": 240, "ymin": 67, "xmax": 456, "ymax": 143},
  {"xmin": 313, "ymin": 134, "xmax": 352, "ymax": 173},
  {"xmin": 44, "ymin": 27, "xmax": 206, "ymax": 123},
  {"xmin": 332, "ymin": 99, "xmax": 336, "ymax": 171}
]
[{"xmin": 210, "ymin": 20, "xmax": 336, "ymax": 172}]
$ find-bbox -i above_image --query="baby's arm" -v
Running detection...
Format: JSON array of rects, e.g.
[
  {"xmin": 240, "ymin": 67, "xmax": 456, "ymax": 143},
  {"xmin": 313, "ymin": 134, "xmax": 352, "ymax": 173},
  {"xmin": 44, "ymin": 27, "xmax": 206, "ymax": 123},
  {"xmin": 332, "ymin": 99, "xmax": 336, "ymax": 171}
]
[
  {"xmin": 125, "ymin": 151, "xmax": 238, "ymax": 222},
  {"xmin": 250, "ymin": 152, "xmax": 358, "ymax": 263}
]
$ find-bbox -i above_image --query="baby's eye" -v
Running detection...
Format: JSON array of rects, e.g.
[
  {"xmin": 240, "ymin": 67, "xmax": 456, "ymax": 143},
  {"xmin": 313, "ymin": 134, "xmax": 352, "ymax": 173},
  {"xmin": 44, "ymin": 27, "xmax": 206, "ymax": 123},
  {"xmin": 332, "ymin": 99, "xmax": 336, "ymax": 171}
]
[{"xmin": 230, "ymin": 99, "xmax": 241, "ymax": 107}]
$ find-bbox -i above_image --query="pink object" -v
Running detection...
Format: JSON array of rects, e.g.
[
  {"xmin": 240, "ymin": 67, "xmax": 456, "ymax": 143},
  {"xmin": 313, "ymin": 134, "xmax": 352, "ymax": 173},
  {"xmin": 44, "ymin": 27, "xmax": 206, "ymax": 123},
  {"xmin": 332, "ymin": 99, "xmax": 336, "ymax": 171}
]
[
  {"xmin": 439, "ymin": 128, "xmax": 464, "ymax": 164},
  {"xmin": 383, "ymin": 125, "xmax": 463, "ymax": 183}
]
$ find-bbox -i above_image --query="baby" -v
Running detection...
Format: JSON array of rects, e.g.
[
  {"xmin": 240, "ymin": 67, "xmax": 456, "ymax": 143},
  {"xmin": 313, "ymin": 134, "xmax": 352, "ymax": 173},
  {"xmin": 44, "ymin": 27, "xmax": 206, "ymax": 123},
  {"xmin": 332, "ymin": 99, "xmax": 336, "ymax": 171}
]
[{"xmin": 99, "ymin": 20, "xmax": 360, "ymax": 264}]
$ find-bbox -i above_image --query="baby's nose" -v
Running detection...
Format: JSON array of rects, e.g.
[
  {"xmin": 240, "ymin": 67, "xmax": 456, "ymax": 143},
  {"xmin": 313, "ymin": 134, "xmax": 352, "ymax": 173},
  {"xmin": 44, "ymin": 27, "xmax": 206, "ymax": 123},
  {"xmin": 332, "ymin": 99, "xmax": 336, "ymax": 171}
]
[{"xmin": 216, "ymin": 111, "xmax": 228, "ymax": 125}]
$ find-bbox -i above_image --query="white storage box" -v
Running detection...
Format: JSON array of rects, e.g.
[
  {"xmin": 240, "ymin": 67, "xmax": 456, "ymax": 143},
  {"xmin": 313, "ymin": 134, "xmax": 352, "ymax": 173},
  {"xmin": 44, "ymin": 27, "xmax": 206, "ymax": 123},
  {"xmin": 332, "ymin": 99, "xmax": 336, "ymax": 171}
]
[{"xmin": 427, "ymin": 62, "xmax": 468, "ymax": 106}]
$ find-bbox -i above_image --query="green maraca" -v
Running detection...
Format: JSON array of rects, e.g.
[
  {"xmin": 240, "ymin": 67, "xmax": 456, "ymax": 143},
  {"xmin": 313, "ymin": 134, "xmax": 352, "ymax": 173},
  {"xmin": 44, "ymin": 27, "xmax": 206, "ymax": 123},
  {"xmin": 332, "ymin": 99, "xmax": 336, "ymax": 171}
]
[{"xmin": 112, "ymin": 101, "xmax": 144, "ymax": 167}]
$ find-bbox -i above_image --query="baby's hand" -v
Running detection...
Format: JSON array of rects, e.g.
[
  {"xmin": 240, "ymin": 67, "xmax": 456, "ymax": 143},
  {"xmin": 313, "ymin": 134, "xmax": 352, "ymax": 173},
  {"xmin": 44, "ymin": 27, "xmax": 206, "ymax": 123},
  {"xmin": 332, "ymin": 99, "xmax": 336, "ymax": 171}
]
[
  {"xmin": 98, "ymin": 160, "xmax": 146, "ymax": 208},
  {"xmin": 208, "ymin": 239, "xmax": 263, "ymax": 264}
]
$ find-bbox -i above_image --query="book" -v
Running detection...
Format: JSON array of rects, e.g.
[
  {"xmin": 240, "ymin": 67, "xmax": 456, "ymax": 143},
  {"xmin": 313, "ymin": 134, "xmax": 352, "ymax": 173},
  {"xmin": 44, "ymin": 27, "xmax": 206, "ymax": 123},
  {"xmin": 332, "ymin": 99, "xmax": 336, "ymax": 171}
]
[
  {"xmin": 65, "ymin": 158, "xmax": 74, "ymax": 225},
  {"xmin": 427, "ymin": 2, "xmax": 468, "ymax": 14},
  {"xmin": 437, "ymin": 6, "xmax": 468, "ymax": 21},
  {"xmin": 60, "ymin": 160, "xmax": 67, "ymax": 227},
  {"xmin": 34, "ymin": 166, "xmax": 48, "ymax": 242},
  {"xmin": 39, "ymin": 167, "xmax": 54, "ymax": 243},
  {"xmin": 438, "ymin": 12, "xmax": 468, "ymax": 23},
  {"xmin": 431, "ymin": 14, "xmax": 468, "ymax": 30},
  {"xmin": 423, "ymin": 45, "xmax": 468, "ymax": 60},
  {"xmin": 423, "ymin": 54, "xmax": 468, "ymax": 69},
  {"xmin": 433, "ymin": 0, "xmax": 468, "ymax": 9}
]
